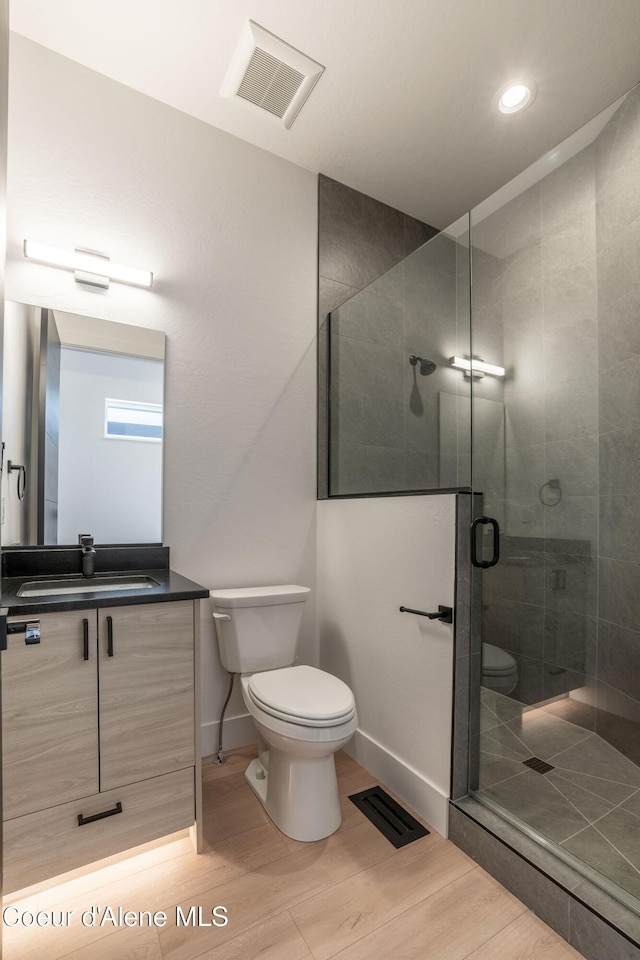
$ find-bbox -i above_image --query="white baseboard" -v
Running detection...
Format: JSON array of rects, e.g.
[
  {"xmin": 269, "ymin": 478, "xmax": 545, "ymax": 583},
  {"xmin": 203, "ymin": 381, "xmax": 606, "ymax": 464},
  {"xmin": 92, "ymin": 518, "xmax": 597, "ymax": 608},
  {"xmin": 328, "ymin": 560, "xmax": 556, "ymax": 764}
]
[
  {"xmin": 345, "ymin": 728, "xmax": 450, "ymax": 838},
  {"xmin": 201, "ymin": 713, "xmax": 255, "ymax": 759}
]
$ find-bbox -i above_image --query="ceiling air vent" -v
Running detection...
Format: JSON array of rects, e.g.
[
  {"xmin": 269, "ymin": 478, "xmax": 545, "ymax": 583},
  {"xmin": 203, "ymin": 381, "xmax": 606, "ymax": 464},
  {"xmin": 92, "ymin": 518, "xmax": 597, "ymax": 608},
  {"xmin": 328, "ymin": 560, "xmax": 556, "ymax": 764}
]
[{"xmin": 223, "ymin": 21, "xmax": 324, "ymax": 128}]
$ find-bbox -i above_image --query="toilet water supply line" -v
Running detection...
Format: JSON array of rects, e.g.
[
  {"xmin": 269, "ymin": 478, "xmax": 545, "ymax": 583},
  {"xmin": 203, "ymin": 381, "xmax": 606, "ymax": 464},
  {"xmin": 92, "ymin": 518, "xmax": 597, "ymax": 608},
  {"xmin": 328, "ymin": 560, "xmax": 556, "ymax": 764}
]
[
  {"xmin": 213, "ymin": 671, "xmax": 236, "ymax": 764},
  {"xmin": 211, "ymin": 609, "xmax": 236, "ymax": 764}
]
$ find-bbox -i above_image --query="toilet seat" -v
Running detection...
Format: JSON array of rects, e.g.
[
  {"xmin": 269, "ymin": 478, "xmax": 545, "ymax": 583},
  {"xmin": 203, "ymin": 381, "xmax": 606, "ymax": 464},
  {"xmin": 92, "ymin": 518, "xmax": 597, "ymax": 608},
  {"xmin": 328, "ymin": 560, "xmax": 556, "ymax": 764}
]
[
  {"xmin": 482, "ymin": 642, "xmax": 517, "ymax": 676},
  {"xmin": 247, "ymin": 665, "xmax": 356, "ymax": 727}
]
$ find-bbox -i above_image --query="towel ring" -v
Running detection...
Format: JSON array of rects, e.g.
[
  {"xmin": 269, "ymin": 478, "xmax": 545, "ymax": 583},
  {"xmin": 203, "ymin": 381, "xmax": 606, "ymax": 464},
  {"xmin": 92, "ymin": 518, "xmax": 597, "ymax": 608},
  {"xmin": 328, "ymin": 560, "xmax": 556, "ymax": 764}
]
[{"xmin": 539, "ymin": 478, "xmax": 562, "ymax": 507}]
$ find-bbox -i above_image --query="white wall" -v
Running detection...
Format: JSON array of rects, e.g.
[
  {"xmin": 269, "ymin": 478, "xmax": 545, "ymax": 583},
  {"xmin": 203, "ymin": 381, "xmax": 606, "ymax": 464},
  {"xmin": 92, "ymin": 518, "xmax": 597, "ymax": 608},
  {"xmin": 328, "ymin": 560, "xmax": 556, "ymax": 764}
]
[
  {"xmin": 317, "ymin": 495, "xmax": 456, "ymax": 836},
  {"xmin": 6, "ymin": 36, "xmax": 318, "ymax": 751},
  {"xmin": 5, "ymin": 39, "xmax": 459, "ymax": 816},
  {"xmin": 57, "ymin": 347, "xmax": 163, "ymax": 544}
]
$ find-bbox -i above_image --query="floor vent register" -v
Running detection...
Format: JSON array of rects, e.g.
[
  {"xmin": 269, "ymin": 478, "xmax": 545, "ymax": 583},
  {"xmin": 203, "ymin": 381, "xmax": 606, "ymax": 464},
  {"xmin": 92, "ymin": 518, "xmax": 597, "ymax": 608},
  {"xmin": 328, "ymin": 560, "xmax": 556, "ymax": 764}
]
[{"xmin": 349, "ymin": 786, "xmax": 430, "ymax": 847}]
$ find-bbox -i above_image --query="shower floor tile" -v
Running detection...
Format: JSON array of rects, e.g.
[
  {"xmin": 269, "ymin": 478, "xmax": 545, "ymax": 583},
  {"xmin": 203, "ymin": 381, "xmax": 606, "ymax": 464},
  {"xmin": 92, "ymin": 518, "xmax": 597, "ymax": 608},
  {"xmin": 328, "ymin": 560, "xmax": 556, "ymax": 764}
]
[
  {"xmin": 590, "ymin": 806, "xmax": 640, "ymax": 872},
  {"xmin": 621, "ymin": 790, "xmax": 640, "ymax": 818},
  {"xmin": 539, "ymin": 695, "xmax": 597, "ymax": 731},
  {"xmin": 504, "ymin": 711, "xmax": 593, "ymax": 760},
  {"xmin": 476, "ymin": 687, "xmax": 640, "ymax": 911},
  {"xmin": 480, "ymin": 700, "xmax": 503, "ymax": 733},
  {"xmin": 481, "ymin": 687, "xmax": 525, "ymax": 723},
  {"xmin": 549, "ymin": 733, "xmax": 640, "ymax": 786},
  {"xmin": 561, "ymin": 825, "xmax": 640, "ymax": 901},
  {"xmin": 545, "ymin": 770, "xmax": 619, "ymax": 822},
  {"xmin": 480, "ymin": 769, "xmax": 592, "ymax": 844},
  {"xmin": 478, "ymin": 752, "xmax": 529, "ymax": 790},
  {"xmin": 480, "ymin": 723, "xmax": 533, "ymax": 762},
  {"xmin": 547, "ymin": 766, "xmax": 639, "ymax": 806}
]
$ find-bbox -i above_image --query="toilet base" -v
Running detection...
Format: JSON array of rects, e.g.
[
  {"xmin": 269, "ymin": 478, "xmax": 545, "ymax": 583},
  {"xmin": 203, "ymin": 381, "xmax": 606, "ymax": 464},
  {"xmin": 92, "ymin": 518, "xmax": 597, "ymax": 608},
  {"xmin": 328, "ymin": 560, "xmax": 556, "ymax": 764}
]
[{"xmin": 244, "ymin": 752, "xmax": 342, "ymax": 842}]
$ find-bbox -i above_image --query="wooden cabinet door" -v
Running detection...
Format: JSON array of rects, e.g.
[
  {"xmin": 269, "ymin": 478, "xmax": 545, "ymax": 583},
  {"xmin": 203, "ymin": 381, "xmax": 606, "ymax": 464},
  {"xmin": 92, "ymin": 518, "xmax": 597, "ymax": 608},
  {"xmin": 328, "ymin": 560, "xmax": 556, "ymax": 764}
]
[
  {"xmin": 3, "ymin": 611, "xmax": 99, "ymax": 820},
  {"xmin": 98, "ymin": 601, "xmax": 195, "ymax": 791}
]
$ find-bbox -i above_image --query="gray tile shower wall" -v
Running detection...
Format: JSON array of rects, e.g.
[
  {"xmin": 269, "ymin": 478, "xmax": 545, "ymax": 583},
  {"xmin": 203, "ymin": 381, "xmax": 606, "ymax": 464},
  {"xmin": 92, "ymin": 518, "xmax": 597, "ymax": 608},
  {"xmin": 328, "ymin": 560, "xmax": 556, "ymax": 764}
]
[
  {"xmin": 318, "ymin": 175, "xmax": 436, "ymax": 301},
  {"xmin": 317, "ymin": 174, "xmax": 437, "ymax": 497},
  {"xmin": 595, "ymin": 88, "xmax": 640, "ymax": 765},
  {"xmin": 473, "ymin": 84, "xmax": 640, "ymax": 769}
]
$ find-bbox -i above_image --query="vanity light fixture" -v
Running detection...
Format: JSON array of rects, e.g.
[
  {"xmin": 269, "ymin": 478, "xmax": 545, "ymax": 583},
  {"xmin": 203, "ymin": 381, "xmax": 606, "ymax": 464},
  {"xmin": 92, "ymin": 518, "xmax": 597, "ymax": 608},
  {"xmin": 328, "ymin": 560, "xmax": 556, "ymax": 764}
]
[
  {"xmin": 450, "ymin": 356, "xmax": 506, "ymax": 379},
  {"xmin": 23, "ymin": 241, "xmax": 153, "ymax": 289}
]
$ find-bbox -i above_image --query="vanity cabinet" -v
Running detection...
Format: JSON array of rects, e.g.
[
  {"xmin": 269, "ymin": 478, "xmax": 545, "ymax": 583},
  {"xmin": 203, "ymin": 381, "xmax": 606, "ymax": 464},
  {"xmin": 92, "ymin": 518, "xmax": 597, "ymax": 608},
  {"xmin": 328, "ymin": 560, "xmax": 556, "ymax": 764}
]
[
  {"xmin": 3, "ymin": 610, "xmax": 99, "ymax": 821},
  {"xmin": 98, "ymin": 602, "xmax": 195, "ymax": 790},
  {"xmin": 3, "ymin": 599, "xmax": 200, "ymax": 892}
]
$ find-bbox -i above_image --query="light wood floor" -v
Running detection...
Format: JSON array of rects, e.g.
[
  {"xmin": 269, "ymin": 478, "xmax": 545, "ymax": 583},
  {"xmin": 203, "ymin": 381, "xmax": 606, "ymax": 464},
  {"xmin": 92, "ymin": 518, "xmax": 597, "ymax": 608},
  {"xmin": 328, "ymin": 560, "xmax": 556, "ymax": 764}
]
[{"xmin": 3, "ymin": 747, "xmax": 584, "ymax": 960}]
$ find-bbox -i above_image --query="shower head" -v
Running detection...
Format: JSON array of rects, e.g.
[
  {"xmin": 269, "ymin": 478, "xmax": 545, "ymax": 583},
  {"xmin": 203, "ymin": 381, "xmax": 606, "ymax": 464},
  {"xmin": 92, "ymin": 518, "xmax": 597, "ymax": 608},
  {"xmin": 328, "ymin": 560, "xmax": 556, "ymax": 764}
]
[{"xmin": 409, "ymin": 355, "xmax": 437, "ymax": 376}]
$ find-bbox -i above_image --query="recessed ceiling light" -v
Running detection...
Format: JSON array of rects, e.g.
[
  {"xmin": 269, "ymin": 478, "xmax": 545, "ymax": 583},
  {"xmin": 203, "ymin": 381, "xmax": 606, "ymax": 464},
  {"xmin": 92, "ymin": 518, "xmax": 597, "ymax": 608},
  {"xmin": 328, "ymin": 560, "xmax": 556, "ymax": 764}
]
[{"xmin": 497, "ymin": 81, "xmax": 537, "ymax": 115}]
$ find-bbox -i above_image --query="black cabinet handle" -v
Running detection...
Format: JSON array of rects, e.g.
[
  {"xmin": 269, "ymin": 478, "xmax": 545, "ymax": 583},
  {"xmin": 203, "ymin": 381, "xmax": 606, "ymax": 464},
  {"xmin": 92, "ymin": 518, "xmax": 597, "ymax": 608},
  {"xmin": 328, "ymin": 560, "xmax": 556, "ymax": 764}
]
[
  {"xmin": 77, "ymin": 801, "xmax": 123, "ymax": 826},
  {"xmin": 107, "ymin": 616, "xmax": 114, "ymax": 657},
  {"xmin": 82, "ymin": 618, "xmax": 89, "ymax": 661},
  {"xmin": 471, "ymin": 516, "xmax": 500, "ymax": 568}
]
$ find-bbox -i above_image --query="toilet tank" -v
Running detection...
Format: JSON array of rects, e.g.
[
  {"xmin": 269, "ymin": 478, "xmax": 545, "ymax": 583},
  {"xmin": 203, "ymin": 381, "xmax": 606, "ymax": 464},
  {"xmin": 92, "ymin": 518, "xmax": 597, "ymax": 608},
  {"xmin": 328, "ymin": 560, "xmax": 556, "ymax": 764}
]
[{"xmin": 210, "ymin": 585, "xmax": 311, "ymax": 673}]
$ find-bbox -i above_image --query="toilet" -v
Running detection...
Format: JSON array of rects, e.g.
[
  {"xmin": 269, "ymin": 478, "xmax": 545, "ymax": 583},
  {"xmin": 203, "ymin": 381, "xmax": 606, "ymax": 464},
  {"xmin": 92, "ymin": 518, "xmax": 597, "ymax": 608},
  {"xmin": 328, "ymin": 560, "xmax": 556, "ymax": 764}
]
[
  {"xmin": 481, "ymin": 642, "xmax": 518, "ymax": 695},
  {"xmin": 210, "ymin": 585, "xmax": 357, "ymax": 842}
]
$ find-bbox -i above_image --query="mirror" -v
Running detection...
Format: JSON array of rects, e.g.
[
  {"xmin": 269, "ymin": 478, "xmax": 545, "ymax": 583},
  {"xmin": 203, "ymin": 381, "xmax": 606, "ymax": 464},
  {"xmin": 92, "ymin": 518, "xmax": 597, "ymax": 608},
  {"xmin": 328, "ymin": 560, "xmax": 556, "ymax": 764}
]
[{"xmin": 2, "ymin": 303, "xmax": 165, "ymax": 546}]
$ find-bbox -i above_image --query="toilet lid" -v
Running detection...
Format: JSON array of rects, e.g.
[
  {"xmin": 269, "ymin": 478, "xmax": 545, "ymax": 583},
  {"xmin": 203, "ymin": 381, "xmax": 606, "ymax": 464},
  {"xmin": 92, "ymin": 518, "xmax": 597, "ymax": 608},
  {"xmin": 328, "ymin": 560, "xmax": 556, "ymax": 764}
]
[
  {"xmin": 247, "ymin": 665, "xmax": 356, "ymax": 726},
  {"xmin": 482, "ymin": 642, "xmax": 517, "ymax": 676}
]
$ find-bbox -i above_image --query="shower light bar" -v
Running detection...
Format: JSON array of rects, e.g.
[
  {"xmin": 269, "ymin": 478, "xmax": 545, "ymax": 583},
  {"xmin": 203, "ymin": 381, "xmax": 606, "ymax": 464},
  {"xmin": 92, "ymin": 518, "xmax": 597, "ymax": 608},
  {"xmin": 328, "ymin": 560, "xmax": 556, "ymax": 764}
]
[
  {"xmin": 23, "ymin": 240, "xmax": 153, "ymax": 289},
  {"xmin": 450, "ymin": 356, "xmax": 505, "ymax": 378}
]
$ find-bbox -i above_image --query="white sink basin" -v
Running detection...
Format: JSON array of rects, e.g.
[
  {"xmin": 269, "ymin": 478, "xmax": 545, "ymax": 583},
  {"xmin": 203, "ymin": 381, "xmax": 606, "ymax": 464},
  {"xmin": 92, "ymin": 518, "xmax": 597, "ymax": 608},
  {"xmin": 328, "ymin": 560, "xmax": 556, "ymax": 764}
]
[{"xmin": 17, "ymin": 575, "xmax": 160, "ymax": 598}]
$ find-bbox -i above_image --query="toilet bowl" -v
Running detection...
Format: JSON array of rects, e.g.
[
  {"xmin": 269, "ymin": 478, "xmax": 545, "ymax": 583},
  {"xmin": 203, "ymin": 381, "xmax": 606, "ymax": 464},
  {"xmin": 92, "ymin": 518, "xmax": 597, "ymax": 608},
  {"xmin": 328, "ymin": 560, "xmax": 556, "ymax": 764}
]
[
  {"xmin": 481, "ymin": 642, "xmax": 518, "ymax": 695},
  {"xmin": 241, "ymin": 666, "xmax": 357, "ymax": 841},
  {"xmin": 210, "ymin": 585, "xmax": 357, "ymax": 842}
]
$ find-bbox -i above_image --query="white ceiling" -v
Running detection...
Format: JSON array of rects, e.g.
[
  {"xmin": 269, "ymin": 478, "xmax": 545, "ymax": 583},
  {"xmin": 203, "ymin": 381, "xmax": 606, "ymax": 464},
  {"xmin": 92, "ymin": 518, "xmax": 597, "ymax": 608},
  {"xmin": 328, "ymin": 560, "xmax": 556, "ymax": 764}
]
[{"xmin": 10, "ymin": 0, "xmax": 640, "ymax": 228}]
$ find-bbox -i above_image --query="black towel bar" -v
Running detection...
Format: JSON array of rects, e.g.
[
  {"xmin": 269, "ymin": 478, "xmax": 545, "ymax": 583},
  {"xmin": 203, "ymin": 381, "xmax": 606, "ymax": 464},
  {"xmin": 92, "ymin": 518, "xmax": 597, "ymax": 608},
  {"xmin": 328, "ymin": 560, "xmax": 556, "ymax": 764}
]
[{"xmin": 399, "ymin": 605, "xmax": 453, "ymax": 624}]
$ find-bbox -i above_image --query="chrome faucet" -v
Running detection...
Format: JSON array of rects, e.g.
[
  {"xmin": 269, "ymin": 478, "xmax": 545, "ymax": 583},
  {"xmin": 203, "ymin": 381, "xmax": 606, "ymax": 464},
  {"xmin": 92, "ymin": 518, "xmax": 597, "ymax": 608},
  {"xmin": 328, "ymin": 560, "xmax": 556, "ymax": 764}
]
[{"xmin": 78, "ymin": 534, "xmax": 96, "ymax": 578}]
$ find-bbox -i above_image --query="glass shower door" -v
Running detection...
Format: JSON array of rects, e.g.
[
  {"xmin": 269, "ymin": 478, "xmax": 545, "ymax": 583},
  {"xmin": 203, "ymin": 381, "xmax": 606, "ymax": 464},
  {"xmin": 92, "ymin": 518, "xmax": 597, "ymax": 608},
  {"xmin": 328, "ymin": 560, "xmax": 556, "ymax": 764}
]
[{"xmin": 469, "ymin": 84, "xmax": 640, "ymax": 913}]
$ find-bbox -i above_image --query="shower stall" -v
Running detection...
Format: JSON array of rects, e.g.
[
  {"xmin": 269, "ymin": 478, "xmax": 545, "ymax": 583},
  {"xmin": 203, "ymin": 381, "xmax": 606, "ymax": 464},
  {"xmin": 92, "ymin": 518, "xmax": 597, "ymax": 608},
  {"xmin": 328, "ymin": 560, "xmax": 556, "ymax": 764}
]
[{"xmin": 324, "ymin": 82, "xmax": 640, "ymax": 943}]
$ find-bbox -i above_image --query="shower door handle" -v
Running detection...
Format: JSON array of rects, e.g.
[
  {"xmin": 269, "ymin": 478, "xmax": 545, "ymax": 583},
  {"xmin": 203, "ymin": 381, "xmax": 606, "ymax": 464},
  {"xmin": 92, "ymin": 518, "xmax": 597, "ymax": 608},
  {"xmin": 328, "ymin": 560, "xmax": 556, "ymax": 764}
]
[{"xmin": 471, "ymin": 516, "xmax": 500, "ymax": 568}]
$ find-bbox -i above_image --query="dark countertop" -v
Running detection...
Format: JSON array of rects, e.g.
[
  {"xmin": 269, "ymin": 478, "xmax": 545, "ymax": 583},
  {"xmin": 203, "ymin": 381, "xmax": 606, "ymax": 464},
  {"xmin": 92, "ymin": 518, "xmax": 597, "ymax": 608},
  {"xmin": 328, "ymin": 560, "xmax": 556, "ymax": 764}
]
[
  {"xmin": 1, "ymin": 545, "xmax": 208, "ymax": 616},
  {"xmin": 2, "ymin": 568, "xmax": 209, "ymax": 616}
]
